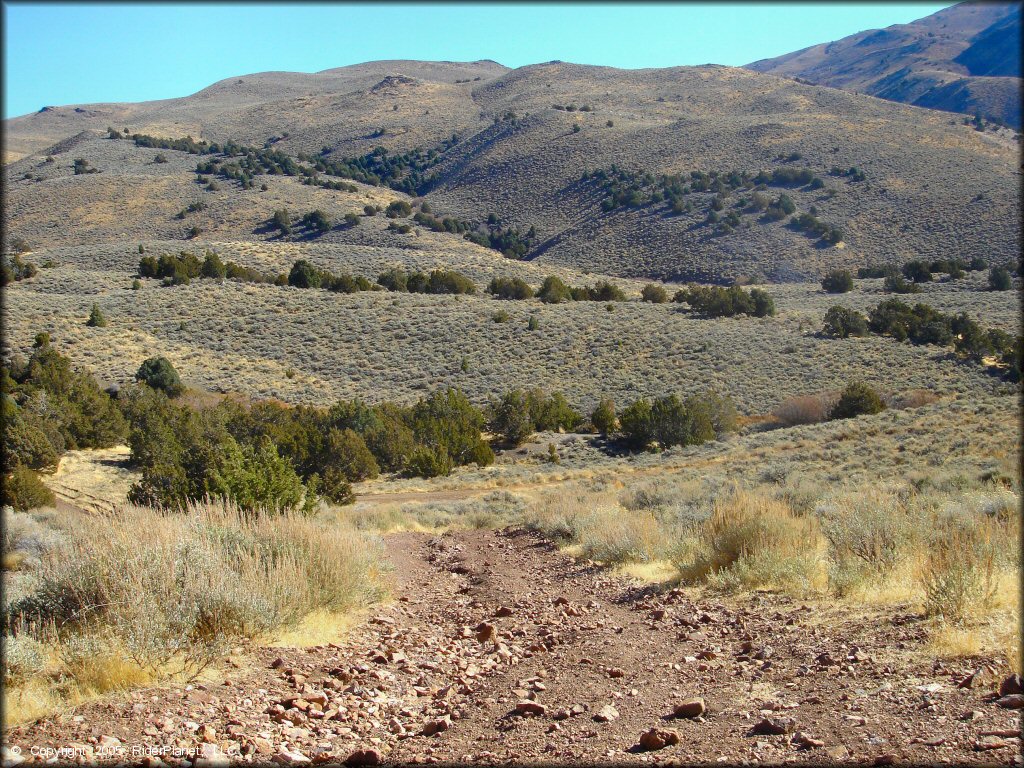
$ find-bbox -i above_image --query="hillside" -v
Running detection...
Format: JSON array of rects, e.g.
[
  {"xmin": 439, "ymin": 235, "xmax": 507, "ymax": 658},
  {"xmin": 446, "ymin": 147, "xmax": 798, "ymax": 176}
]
[
  {"xmin": 746, "ymin": 1, "xmax": 1022, "ymax": 128},
  {"xmin": 4, "ymin": 60, "xmax": 1020, "ymax": 283}
]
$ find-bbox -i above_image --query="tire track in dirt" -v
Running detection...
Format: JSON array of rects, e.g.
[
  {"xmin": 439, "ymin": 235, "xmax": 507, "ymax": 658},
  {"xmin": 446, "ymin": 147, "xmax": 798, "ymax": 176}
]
[{"xmin": 5, "ymin": 528, "xmax": 1019, "ymax": 765}]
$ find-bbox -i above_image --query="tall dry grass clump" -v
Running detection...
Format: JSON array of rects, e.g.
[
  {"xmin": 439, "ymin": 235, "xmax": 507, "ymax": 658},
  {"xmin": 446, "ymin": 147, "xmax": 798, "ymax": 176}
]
[
  {"xmin": 817, "ymin": 489, "xmax": 923, "ymax": 597},
  {"xmin": 672, "ymin": 487, "xmax": 822, "ymax": 593},
  {"xmin": 919, "ymin": 506, "xmax": 1009, "ymax": 622},
  {"xmin": 772, "ymin": 391, "xmax": 839, "ymax": 426},
  {"xmin": 2, "ymin": 502, "xmax": 387, "ymax": 722}
]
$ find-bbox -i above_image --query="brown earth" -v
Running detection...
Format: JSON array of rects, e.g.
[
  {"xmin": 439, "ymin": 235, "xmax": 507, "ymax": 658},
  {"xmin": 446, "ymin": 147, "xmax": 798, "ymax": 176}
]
[
  {"xmin": 6, "ymin": 527, "xmax": 1019, "ymax": 766},
  {"xmin": 4, "ymin": 56, "xmax": 1020, "ymax": 282}
]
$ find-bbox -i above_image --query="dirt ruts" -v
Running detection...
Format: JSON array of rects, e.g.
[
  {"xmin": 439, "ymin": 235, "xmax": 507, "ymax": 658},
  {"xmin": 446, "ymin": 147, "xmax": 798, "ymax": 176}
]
[{"xmin": 4, "ymin": 528, "xmax": 1019, "ymax": 765}]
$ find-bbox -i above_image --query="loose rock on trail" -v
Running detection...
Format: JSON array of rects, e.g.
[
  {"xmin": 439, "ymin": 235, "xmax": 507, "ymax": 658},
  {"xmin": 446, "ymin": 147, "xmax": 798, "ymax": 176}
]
[{"xmin": 5, "ymin": 528, "xmax": 1020, "ymax": 765}]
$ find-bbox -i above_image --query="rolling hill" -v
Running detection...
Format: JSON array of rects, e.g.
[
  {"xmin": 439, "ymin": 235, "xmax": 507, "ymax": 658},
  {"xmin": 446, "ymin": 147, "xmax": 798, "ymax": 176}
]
[
  {"xmin": 4, "ymin": 56, "xmax": 1020, "ymax": 283},
  {"xmin": 746, "ymin": 1, "xmax": 1022, "ymax": 128}
]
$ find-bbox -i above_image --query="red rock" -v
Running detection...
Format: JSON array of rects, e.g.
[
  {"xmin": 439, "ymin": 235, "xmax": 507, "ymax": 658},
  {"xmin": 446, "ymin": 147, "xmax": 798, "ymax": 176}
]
[
  {"xmin": 996, "ymin": 694, "xmax": 1024, "ymax": 709},
  {"xmin": 421, "ymin": 716, "xmax": 452, "ymax": 736},
  {"xmin": 751, "ymin": 717, "xmax": 796, "ymax": 736},
  {"xmin": 791, "ymin": 731, "xmax": 824, "ymax": 749},
  {"xmin": 673, "ymin": 698, "xmax": 705, "ymax": 719},
  {"xmin": 637, "ymin": 728, "xmax": 680, "ymax": 751},
  {"xmin": 999, "ymin": 675, "xmax": 1024, "ymax": 697},
  {"xmin": 514, "ymin": 700, "xmax": 546, "ymax": 717},
  {"xmin": 344, "ymin": 748, "xmax": 382, "ymax": 766}
]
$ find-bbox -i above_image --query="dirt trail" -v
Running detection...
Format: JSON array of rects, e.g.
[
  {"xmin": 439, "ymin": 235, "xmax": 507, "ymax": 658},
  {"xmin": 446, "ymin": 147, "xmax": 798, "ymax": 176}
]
[{"xmin": 5, "ymin": 529, "xmax": 1019, "ymax": 765}]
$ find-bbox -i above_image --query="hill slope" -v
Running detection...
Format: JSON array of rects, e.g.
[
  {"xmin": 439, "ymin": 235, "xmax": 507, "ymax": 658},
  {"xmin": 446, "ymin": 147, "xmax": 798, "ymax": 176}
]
[
  {"xmin": 746, "ymin": 2, "xmax": 1022, "ymax": 128},
  {"xmin": 4, "ymin": 59, "xmax": 1020, "ymax": 282}
]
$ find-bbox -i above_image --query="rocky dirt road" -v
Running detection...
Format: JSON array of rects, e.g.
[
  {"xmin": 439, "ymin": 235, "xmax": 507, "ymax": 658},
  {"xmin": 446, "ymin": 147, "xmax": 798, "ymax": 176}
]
[{"xmin": 5, "ymin": 528, "xmax": 1021, "ymax": 766}]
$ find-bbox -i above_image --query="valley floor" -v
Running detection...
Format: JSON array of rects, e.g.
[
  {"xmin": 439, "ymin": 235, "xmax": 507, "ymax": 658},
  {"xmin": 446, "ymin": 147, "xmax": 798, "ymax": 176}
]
[{"xmin": 4, "ymin": 527, "xmax": 1020, "ymax": 766}]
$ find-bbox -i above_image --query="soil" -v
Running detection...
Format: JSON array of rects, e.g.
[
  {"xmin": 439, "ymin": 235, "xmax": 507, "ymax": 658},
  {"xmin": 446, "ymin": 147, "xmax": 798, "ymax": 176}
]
[{"xmin": 4, "ymin": 528, "xmax": 1020, "ymax": 766}]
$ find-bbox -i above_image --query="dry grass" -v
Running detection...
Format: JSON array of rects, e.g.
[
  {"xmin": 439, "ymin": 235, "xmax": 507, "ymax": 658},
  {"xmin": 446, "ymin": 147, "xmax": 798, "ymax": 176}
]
[
  {"xmin": 2, "ymin": 502, "xmax": 388, "ymax": 724},
  {"xmin": 671, "ymin": 487, "xmax": 824, "ymax": 594}
]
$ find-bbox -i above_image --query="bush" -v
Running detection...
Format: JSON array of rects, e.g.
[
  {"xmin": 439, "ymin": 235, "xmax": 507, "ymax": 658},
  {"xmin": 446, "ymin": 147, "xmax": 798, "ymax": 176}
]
[
  {"xmin": 410, "ymin": 389, "xmax": 492, "ymax": 472},
  {"xmin": 272, "ymin": 209, "xmax": 292, "ymax": 235},
  {"xmin": 85, "ymin": 304, "xmax": 107, "ymax": 328},
  {"xmin": 821, "ymin": 270, "xmax": 854, "ymax": 293},
  {"xmin": 590, "ymin": 399, "xmax": 616, "ymax": 436},
  {"xmin": 988, "ymin": 266, "xmax": 1012, "ymax": 291},
  {"xmin": 6, "ymin": 503, "xmax": 384, "ymax": 692},
  {"xmin": 773, "ymin": 391, "xmax": 839, "ymax": 426},
  {"xmin": 301, "ymin": 210, "xmax": 332, "ymax": 234},
  {"xmin": 200, "ymin": 251, "xmax": 226, "ymax": 280},
  {"xmin": 490, "ymin": 390, "xmax": 534, "ymax": 446},
  {"xmin": 1, "ymin": 465, "xmax": 56, "ymax": 510},
  {"xmin": 3, "ymin": 344, "xmax": 126, "ymax": 470},
  {"xmin": 618, "ymin": 398, "xmax": 654, "ymax": 449},
  {"xmin": 829, "ymin": 382, "xmax": 886, "ymax": 420},
  {"xmin": 404, "ymin": 446, "xmax": 453, "ymax": 479},
  {"xmin": 883, "ymin": 273, "xmax": 922, "ymax": 294},
  {"xmin": 677, "ymin": 284, "xmax": 774, "ymax": 318},
  {"xmin": 377, "ymin": 267, "xmax": 408, "ymax": 292},
  {"xmin": 214, "ymin": 437, "xmax": 305, "ymax": 513},
  {"xmin": 641, "ymin": 284, "xmax": 668, "ymax": 303},
  {"xmin": 822, "ymin": 306, "xmax": 868, "ymax": 338},
  {"xmin": 818, "ymin": 490, "xmax": 909, "ymax": 594},
  {"xmin": 135, "ymin": 357, "xmax": 184, "ymax": 397},
  {"xmin": 902, "ymin": 260, "xmax": 932, "ymax": 283},
  {"xmin": 288, "ymin": 259, "xmax": 323, "ymax": 289},
  {"xmin": 385, "ymin": 200, "xmax": 412, "ymax": 218},
  {"xmin": 423, "ymin": 269, "xmax": 475, "ymax": 295},
  {"xmin": 487, "ymin": 277, "xmax": 534, "ymax": 300},
  {"xmin": 673, "ymin": 488, "xmax": 819, "ymax": 592},
  {"xmin": 538, "ymin": 275, "xmax": 572, "ymax": 304},
  {"xmin": 920, "ymin": 513, "xmax": 997, "ymax": 622}
]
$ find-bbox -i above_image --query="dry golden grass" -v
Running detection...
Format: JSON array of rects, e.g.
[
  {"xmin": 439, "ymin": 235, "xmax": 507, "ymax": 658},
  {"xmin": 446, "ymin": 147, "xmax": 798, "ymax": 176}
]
[{"xmin": 2, "ymin": 502, "xmax": 388, "ymax": 724}]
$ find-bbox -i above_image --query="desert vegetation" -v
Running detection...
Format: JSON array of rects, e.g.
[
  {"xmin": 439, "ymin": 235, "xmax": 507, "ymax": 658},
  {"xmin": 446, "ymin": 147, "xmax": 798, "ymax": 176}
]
[{"xmin": 1, "ymin": 502, "xmax": 386, "ymax": 722}]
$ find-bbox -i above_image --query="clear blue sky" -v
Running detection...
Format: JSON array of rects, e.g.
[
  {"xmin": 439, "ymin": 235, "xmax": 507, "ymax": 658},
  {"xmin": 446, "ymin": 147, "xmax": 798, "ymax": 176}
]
[{"xmin": 3, "ymin": 2, "xmax": 953, "ymax": 119}]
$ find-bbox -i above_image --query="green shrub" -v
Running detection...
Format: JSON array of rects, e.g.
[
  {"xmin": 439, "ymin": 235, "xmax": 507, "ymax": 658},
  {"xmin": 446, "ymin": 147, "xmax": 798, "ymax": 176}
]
[
  {"xmin": 821, "ymin": 270, "xmax": 854, "ymax": 293},
  {"xmin": 288, "ymin": 259, "xmax": 323, "ymax": 289},
  {"xmin": 677, "ymin": 284, "xmax": 775, "ymax": 318},
  {"xmin": 385, "ymin": 200, "xmax": 412, "ymax": 218},
  {"xmin": 988, "ymin": 266, "xmax": 1012, "ymax": 291},
  {"xmin": 377, "ymin": 267, "xmax": 408, "ymax": 292},
  {"xmin": 404, "ymin": 446, "xmax": 453, "ymax": 478},
  {"xmin": 490, "ymin": 390, "xmax": 534, "ymax": 446},
  {"xmin": 85, "ymin": 304, "xmax": 107, "ymax": 328},
  {"xmin": 487, "ymin": 277, "xmax": 534, "ymax": 300},
  {"xmin": 301, "ymin": 210, "xmax": 332, "ymax": 233},
  {"xmin": 135, "ymin": 357, "xmax": 184, "ymax": 397},
  {"xmin": 1, "ymin": 465, "xmax": 55, "ymax": 510},
  {"xmin": 829, "ymin": 382, "xmax": 886, "ymax": 420},
  {"xmin": 822, "ymin": 306, "xmax": 868, "ymax": 338},
  {"xmin": 201, "ymin": 251, "xmax": 226, "ymax": 279},
  {"xmin": 272, "ymin": 209, "xmax": 292, "ymax": 235},
  {"xmin": 883, "ymin": 274, "xmax": 922, "ymax": 294},
  {"xmin": 619, "ymin": 398, "xmax": 654, "ymax": 449},
  {"xmin": 538, "ymin": 275, "xmax": 572, "ymax": 304},
  {"xmin": 902, "ymin": 260, "xmax": 932, "ymax": 283},
  {"xmin": 641, "ymin": 284, "xmax": 668, "ymax": 303},
  {"xmin": 590, "ymin": 399, "xmax": 616, "ymax": 436},
  {"xmin": 213, "ymin": 437, "xmax": 305, "ymax": 513}
]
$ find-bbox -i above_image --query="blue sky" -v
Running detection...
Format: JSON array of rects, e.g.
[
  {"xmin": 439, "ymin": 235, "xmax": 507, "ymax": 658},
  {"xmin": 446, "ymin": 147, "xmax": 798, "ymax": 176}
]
[{"xmin": 3, "ymin": 2, "xmax": 952, "ymax": 119}]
